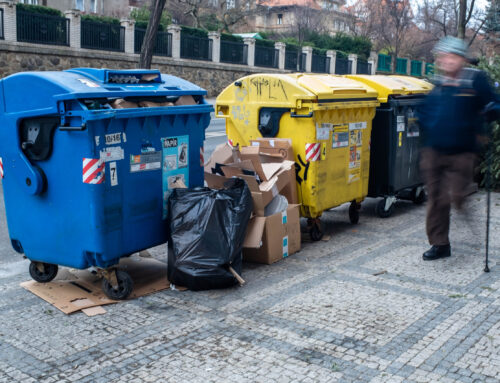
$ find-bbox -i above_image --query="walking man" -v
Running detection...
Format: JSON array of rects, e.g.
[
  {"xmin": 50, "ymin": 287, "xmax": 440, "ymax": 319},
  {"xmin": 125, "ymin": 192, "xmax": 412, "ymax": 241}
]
[{"xmin": 418, "ymin": 36, "xmax": 498, "ymax": 261}]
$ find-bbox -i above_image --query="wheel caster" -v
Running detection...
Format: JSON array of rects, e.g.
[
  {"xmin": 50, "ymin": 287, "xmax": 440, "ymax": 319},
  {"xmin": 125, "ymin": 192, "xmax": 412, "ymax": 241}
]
[
  {"xmin": 376, "ymin": 198, "xmax": 395, "ymax": 218},
  {"xmin": 412, "ymin": 187, "xmax": 426, "ymax": 205},
  {"xmin": 307, "ymin": 218, "xmax": 324, "ymax": 241},
  {"xmin": 29, "ymin": 261, "xmax": 58, "ymax": 283},
  {"xmin": 101, "ymin": 269, "xmax": 133, "ymax": 300},
  {"xmin": 349, "ymin": 201, "xmax": 360, "ymax": 224}
]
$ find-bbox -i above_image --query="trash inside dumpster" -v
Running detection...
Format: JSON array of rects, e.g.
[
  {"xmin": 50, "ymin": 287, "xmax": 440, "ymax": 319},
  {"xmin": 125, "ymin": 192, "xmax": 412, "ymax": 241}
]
[{"xmin": 0, "ymin": 68, "xmax": 212, "ymax": 299}]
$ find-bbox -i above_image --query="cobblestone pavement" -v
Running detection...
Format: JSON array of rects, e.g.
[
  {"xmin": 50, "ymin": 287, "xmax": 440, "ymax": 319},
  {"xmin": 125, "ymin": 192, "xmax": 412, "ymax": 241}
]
[{"xmin": 0, "ymin": 186, "xmax": 499, "ymax": 383}]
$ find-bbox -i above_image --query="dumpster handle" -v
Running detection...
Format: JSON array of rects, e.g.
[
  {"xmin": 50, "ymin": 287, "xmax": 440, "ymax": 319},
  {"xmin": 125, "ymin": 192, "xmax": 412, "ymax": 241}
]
[
  {"xmin": 59, "ymin": 124, "xmax": 86, "ymax": 132},
  {"xmin": 290, "ymin": 111, "xmax": 313, "ymax": 118}
]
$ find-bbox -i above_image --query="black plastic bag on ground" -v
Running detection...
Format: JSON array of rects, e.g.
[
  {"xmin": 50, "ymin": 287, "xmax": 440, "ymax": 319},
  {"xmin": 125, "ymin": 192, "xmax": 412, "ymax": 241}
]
[{"xmin": 167, "ymin": 178, "xmax": 253, "ymax": 290}]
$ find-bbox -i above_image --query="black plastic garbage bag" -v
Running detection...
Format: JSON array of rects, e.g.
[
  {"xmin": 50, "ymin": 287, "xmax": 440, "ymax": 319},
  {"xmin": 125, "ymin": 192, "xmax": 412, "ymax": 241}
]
[{"xmin": 167, "ymin": 178, "xmax": 253, "ymax": 290}]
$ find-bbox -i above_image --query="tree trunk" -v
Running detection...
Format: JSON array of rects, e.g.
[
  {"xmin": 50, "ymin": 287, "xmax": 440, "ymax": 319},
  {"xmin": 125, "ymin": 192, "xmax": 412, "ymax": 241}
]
[
  {"xmin": 457, "ymin": 0, "xmax": 467, "ymax": 38},
  {"xmin": 139, "ymin": 0, "xmax": 167, "ymax": 69}
]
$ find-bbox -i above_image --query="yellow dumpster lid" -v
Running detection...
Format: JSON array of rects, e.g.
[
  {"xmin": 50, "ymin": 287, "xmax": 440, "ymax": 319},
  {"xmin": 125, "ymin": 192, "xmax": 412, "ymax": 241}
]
[
  {"xmin": 216, "ymin": 73, "xmax": 378, "ymax": 110},
  {"xmin": 290, "ymin": 74, "xmax": 378, "ymax": 101},
  {"xmin": 390, "ymin": 75, "xmax": 434, "ymax": 93},
  {"xmin": 346, "ymin": 75, "xmax": 431, "ymax": 103}
]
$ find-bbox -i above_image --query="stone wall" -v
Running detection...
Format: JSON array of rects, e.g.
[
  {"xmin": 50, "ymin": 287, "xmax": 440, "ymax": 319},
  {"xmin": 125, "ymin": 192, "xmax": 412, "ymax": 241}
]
[{"xmin": 0, "ymin": 41, "xmax": 284, "ymax": 97}]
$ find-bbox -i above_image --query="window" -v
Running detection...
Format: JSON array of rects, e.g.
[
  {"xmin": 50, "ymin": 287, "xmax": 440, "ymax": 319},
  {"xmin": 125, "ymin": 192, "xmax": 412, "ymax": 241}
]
[
  {"xmin": 19, "ymin": 0, "xmax": 39, "ymax": 4},
  {"xmin": 226, "ymin": 0, "xmax": 235, "ymax": 9},
  {"xmin": 277, "ymin": 14, "xmax": 283, "ymax": 25},
  {"xmin": 90, "ymin": 0, "xmax": 97, "ymax": 13},
  {"xmin": 75, "ymin": 0, "xmax": 84, "ymax": 11},
  {"xmin": 208, "ymin": 0, "xmax": 218, "ymax": 6}
]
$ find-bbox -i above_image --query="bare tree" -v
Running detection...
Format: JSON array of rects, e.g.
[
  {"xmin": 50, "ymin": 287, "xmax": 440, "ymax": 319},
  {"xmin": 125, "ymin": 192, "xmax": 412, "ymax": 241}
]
[{"xmin": 139, "ymin": 0, "xmax": 167, "ymax": 69}]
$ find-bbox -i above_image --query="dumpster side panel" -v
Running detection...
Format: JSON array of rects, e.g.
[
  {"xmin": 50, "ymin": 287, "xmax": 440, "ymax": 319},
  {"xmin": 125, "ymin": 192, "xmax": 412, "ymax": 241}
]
[{"xmin": 1, "ymin": 108, "xmax": 210, "ymax": 270}]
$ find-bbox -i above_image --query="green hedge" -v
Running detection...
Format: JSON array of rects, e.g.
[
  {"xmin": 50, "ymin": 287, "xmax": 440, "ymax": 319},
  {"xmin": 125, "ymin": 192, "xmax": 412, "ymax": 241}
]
[
  {"xmin": 285, "ymin": 43, "xmax": 300, "ymax": 52},
  {"xmin": 181, "ymin": 26, "xmax": 208, "ymax": 38},
  {"xmin": 81, "ymin": 14, "xmax": 120, "ymax": 25},
  {"xmin": 16, "ymin": 3, "xmax": 62, "ymax": 17},
  {"xmin": 313, "ymin": 47, "xmax": 327, "ymax": 56},
  {"xmin": 130, "ymin": 6, "xmax": 170, "ymax": 32},
  {"xmin": 255, "ymin": 39, "xmax": 275, "ymax": 48},
  {"xmin": 221, "ymin": 33, "xmax": 243, "ymax": 42}
]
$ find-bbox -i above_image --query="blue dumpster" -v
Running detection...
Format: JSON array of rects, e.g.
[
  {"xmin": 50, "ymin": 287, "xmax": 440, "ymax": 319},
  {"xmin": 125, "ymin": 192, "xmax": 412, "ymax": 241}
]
[{"xmin": 0, "ymin": 68, "xmax": 212, "ymax": 298}]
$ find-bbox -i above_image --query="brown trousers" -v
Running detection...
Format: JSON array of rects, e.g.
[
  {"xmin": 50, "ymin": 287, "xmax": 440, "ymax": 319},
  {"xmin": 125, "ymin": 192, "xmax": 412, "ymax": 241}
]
[{"xmin": 420, "ymin": 148, "xmax": 475, "ymax": 246}]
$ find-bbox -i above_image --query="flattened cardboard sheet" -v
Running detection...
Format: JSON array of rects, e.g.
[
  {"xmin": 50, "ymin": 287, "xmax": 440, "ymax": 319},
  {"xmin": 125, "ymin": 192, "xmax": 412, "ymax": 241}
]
[{"xmin": 20, "ymin": 256, "xmax": 170, "ymax": 315}]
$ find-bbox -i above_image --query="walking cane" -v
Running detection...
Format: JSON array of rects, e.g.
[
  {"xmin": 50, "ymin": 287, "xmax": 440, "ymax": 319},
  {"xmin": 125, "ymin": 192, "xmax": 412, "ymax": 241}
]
[{"xmin": 485, "ymin": 139, "xmax": 491, "ymax": 273}]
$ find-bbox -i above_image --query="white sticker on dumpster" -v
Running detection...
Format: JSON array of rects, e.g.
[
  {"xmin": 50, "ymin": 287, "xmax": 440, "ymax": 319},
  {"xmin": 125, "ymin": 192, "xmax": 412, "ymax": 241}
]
[
  {"xmin": 316, "ymin": 123, "xmax": 331, "ymax": 140},
  {"xmin": 100, "ymin": 146, "xmax": 124, "ymax": 162},
  {"xmin": 130, "ymin": 152, "xmax": 162, "ymax": 172},
  {"xmin": 349, "ymin": 122, "xmax": 366, "ymax": 130},
  {"xmin": 109, "ymin": 162, "xmax": 118, "ymax": 186},
  {"xmin": 105, "ymin": 133, "xmax": 122, "ymax": 145}
]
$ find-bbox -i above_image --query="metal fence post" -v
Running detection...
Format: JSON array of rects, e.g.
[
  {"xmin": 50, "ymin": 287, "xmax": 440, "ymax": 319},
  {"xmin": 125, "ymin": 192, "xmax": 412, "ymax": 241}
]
[
  {"xmin": 120, "ymin": 18, "xmax": 135, "ymax": 54},
  {"xmin": 0, "ymin": 1, "xmax": 15, "ymax": 41},
  {"xmin": 167, "ymin": 24, "xmax": 181, "ymax": 59},
  {"xmin": 348, "ymin": 53, "xmax": 358, "ymax": 75},
  {"xmin": 244, "ymin": 37, "xmax": 255, "ymax": 67},
  {"xmin": 326, "ymin": 50, "xmax": 336, "ymax": 74},
  {"xmin": 302, "ymin": 46, "xmax": 313, "ymax": 73},
  {"xmin": 64, "ymin": 10, "xmax": 80, "ymax": 48},
  {"xmin": 275, "ymin": 41, "xmax": 285, "ymax": 70},
  {"xmin": 208, "ymin": 31, "xmax": 220, "ymax": 63}
]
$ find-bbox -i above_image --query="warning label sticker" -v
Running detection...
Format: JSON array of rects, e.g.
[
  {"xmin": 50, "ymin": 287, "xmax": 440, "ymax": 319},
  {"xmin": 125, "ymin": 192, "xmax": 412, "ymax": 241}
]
[
  {"xmin": 130, "ymin": 151, "xmax": 161, "ymax": 172},
  {"xmin": 349, "ymin": 121, "xmax": 367, "ymax": 130}
]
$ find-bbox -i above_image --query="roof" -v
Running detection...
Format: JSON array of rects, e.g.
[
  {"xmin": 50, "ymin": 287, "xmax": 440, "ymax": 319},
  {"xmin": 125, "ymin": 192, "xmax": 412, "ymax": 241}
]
[{"xmin": 233, "ymin": 33, "xmax": 264, "ymax": 40}]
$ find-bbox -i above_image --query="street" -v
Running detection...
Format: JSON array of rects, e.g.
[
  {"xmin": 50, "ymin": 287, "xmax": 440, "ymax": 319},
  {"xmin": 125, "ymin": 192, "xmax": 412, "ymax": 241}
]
[{"xmin": 204, "ymin": 99, "xmax": 228, "ymax": 160}]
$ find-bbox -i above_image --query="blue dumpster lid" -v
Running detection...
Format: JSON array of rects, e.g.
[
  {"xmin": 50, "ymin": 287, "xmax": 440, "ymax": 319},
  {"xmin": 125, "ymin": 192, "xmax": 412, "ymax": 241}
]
[{"xmin": 0, "ymin": 68, "xmax": 208, "ymax": 114}]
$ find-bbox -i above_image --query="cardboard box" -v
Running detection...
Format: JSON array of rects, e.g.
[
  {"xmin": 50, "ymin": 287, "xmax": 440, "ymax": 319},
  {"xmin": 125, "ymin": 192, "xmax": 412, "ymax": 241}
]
[
  {"xmin": 204, "ymin": 143, "xmax": 235, "ymax": 174},
  {"xmin": 205, "ymin": 161, "xmax": 294, "ymax": 217},
  {"xmin": 250, "ymin": 138, "xmax": 294, "ymax": 161},
  {"xmin": 243, "ymin": 204, "xmax": 301, "ymax": 264}
]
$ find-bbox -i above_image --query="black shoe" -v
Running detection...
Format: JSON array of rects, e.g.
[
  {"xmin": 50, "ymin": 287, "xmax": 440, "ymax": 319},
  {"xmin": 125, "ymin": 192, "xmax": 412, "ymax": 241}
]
[{"xmin": 423, "ymin": 245, "xmax": 451, "ymax": 261}]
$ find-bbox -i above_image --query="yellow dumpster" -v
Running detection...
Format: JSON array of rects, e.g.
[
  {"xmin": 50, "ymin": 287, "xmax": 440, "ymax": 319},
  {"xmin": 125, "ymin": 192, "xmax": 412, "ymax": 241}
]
[
  {"xmin": 389, "ymin": 75, "xmax": 434, "ymax": 92},
  {"xmin": 216, "ymin": 74, "xmax": 379, "ymax": 239}
]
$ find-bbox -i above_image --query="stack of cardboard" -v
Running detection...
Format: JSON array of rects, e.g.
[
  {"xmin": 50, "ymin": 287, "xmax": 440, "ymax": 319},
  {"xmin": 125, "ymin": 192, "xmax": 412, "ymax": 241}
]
[{"xmin": 205, "ymin": 138, "xmax": 301, "ymax": 264}]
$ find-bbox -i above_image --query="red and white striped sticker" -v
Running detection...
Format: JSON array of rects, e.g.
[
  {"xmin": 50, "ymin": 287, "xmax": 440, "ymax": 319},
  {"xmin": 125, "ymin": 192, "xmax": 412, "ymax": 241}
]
[
  {"xmin": 83, "ymin": 158, "xmax": 105, "ymax": 184},
  {"xmin": 305, "ymin": 143, "xmax": 321, "ymax": 162},
  {"xmin": 228, "ymin": 138, "xmax": 234, "ymax": 147},
  {"xmin": 0, "ymin": 157, "xmax": 3, "ymax": 179},
  {"xmin": 200, "ymin": 147, "xmax": 204, "ymax": 167}
]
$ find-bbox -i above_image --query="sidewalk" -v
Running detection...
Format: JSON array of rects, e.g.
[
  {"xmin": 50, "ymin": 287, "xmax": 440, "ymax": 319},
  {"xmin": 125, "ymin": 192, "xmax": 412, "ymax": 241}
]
[{"xmin": 0, "ymin": 190, "xmax": 499, "ymax": 383}]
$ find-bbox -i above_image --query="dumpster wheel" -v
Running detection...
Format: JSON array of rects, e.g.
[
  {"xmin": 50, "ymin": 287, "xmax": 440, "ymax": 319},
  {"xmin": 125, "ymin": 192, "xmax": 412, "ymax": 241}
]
[
  {"xmin": 29, "ymin": 261, "xmax": 58, "ymax": 283},
  {"xmin": 349, "ymin": 201, "xmax": 360, "ymax": 224},
  {"xmin": 307, "ymin": 218, "xmax": 323, "ymax": 241},
  {"xmin": 412, "ymin": 187, "xmax": 426, "ymax": 205},
  {"xmin": 101, "ymin": 269, "xmax": 133, "ymax": 300},
  {"xmin": 376, "ymin": 198, "xmax": 395, "ymax": 218}
]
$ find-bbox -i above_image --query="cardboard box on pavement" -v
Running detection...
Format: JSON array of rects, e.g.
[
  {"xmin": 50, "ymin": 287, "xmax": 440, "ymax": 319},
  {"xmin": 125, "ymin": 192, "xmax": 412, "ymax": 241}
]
[{"xmin": 243, "ymin": 204, "xmax": 301, "ymax": 264}]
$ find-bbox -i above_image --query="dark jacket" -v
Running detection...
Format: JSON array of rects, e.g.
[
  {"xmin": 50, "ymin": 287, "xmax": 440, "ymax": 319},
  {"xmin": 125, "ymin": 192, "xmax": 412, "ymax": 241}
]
[{"xmin": 418, "ymin": 68, "xmax": 498, "ymax": 154}]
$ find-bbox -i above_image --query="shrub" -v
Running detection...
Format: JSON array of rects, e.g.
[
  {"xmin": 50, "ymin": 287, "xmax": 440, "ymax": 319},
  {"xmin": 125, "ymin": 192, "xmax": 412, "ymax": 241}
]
[
  {"xmin": 130, "ymin": 5, "xmax": 170, "ymax": 31},
  {"xmin": 478, "ymin": 55, "xmax": 500, "ymax": 190},
  {"xmin": 16, "ymin": 3, "xmax": 62, "ymax": 17},
  {"xmin": 181, "ymin": 26, "xmax": 208, "ymax": 38},
  {"xmin": 221, "ymin": 33, "xmax": 243, "ymax": 42},
  {"xmin": 81, "ymin": 14, "xmax": 120, "ymax": 25}
]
